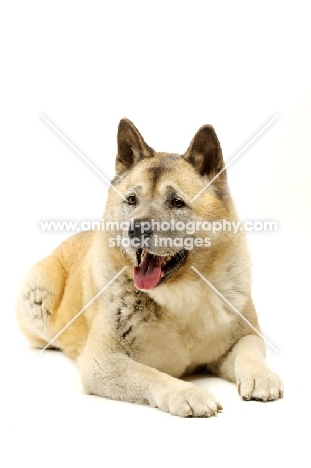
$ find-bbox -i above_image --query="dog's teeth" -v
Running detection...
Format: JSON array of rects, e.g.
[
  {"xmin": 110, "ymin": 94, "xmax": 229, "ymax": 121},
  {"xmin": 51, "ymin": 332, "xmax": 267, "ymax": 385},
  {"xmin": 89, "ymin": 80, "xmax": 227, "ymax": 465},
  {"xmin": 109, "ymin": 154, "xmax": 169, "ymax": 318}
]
[
  {"xmin": 162, "ymin": 261, "xmax": 167, "ymax": 266},
  {"xmin": 166, "ymin": 256, "xmax": 172, "ymax": 262}
]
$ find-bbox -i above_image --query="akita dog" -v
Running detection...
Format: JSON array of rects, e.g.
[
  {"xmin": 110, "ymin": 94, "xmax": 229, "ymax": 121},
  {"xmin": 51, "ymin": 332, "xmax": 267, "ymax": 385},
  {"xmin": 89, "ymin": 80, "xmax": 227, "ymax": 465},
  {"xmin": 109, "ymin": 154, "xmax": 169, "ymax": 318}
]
[{"xmin": 16, "ymin": 119, "xmax": 283, "ymax": 417}]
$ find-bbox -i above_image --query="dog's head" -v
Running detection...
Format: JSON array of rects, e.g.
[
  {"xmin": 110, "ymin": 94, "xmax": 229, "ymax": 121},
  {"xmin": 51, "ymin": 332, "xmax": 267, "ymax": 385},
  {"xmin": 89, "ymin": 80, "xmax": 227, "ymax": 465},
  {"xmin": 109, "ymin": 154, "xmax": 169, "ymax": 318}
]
[{"xmin": 105, "ymin": 118, "xmax": 233, "ymax": 290}]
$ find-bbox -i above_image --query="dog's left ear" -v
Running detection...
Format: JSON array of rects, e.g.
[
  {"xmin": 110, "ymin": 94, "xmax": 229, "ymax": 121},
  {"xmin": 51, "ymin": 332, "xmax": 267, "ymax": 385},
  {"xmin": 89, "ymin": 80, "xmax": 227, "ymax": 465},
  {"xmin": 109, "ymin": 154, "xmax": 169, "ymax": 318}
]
[
  {"xmin": 183, "ymin": 125, "xmax": 224, "ymax": 176},
  {"xmin": 116, "ymin": 118, "xmax": 154, "ymax": 174}
]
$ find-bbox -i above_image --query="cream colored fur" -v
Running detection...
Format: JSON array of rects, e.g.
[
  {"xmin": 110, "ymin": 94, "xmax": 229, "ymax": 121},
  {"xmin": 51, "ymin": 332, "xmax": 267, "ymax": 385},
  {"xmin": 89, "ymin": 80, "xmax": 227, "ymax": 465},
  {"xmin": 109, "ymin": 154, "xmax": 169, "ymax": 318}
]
[{"xmin": 16, "ymin": 119, "xmax": 283, "ymax": 417}]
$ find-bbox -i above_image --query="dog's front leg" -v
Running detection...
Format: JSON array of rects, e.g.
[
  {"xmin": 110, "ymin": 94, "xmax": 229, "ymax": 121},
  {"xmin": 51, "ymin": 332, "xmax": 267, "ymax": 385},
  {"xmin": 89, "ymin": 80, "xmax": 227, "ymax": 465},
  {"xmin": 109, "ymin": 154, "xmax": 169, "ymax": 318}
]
[
  {"xmin": 78, "ymin": 315, "xmax": 222, "ymax": 417},
  {"xmin": 80, "ymin": 351, "xmax": 222, "ymax": 417},
  {"xmin": 214, "ymin": 334, "xmax": 283, "ymax": 401}
]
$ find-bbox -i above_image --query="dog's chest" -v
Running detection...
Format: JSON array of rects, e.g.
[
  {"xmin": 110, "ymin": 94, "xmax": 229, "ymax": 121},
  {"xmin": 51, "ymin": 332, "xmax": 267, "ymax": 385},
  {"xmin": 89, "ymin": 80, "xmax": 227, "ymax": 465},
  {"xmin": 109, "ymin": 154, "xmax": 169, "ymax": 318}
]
[{"xmin": 122, "ymin": 283, "xmax": 236, "ymax": 377}]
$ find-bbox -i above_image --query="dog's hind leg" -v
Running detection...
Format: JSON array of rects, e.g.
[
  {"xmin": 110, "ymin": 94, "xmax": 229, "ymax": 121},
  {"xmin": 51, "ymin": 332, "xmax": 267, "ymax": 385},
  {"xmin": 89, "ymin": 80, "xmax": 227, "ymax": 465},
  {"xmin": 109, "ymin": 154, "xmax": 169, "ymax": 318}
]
[{"xmin": 16, "ymin": 256, "xmax": 66, "ymax": 349}]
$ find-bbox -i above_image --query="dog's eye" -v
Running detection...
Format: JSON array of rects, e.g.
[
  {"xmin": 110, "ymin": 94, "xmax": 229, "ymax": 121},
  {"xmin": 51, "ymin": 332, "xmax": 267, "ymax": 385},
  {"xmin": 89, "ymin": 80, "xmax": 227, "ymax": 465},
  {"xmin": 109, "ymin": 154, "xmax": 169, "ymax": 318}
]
[
  {"xmin": 171, "ymin": 198, "xmax": 185, "ymax": 208},
  {"xmin": 127, "ymin": 195, "xmax": 137, "ymax": 206}
]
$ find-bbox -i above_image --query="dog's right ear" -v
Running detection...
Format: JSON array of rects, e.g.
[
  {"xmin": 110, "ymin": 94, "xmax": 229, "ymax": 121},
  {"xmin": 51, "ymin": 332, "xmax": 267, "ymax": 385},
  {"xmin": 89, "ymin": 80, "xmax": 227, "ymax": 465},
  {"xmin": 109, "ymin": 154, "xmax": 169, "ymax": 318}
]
[{"xmin": 116, "ymin": 119, "xmax": 154, "ymax": 174}]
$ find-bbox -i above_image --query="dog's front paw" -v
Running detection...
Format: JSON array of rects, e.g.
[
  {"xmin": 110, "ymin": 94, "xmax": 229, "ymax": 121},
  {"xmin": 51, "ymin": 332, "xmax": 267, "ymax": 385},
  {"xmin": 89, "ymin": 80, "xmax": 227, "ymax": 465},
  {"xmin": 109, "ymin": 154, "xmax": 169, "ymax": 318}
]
[
  {"xmin": 237, "ymin": 366, "xmax": 284, "ymax": 402},
  {"xmin": 154, "ymin": 384, "xmax": 222, "ymax": 417}
]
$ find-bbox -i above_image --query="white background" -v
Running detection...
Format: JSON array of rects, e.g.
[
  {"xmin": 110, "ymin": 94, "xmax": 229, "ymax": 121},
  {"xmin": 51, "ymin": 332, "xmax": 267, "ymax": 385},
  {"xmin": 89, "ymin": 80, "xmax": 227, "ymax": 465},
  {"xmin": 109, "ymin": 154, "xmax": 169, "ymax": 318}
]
[{"xmin": 1, "ymin": 1, "xmax": 310, "ymax": 467}]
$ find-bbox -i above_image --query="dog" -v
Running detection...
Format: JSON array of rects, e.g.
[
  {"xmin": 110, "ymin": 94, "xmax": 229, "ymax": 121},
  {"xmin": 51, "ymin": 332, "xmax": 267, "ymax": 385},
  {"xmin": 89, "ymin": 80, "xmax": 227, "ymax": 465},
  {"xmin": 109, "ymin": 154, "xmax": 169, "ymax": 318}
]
[{"xmin": 16, "ymin": 118, "xmax": 283, "ymax": 417}]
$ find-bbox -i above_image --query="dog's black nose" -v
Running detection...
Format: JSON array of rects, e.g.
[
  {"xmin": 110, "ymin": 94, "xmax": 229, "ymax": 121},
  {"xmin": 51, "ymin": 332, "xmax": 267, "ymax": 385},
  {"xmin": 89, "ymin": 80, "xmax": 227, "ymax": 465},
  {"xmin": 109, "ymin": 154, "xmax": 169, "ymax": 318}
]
[{"xmin": 128, "ymin": 219, "xmax": 153, "ymax": 239}]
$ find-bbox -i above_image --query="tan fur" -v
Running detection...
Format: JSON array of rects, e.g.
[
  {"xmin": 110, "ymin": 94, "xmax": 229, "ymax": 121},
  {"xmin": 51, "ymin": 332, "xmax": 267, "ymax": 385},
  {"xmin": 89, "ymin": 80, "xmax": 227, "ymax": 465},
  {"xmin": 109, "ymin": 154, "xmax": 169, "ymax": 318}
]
[{"xmin": 16, "ymin": 119, "xmax": 283, "ymax": 417}]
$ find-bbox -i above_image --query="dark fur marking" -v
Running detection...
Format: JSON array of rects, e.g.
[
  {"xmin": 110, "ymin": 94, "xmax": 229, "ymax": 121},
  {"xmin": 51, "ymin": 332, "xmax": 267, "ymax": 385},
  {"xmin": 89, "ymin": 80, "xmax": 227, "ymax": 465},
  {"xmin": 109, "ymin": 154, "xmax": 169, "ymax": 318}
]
[
  {"xmin": 23, "ymin": 287, "xmax": 55, "ymax": 302},
  {"xmin": 161, "ymin": 154, "xmax": 181, "ymax": 165},
  {"xmin": 211, "ymin": 181, "xmax": 230, "ymax": 207},
  {"xmin": 134, "ymin": 301, "xmax": 143, "ymax": 313},
  {"xmin": 111, "ymin": 174, "xmax": 122, "ymax": 186},
  {"xmin": 122, "ymin": 326, "xmax": 133, "ymax": 339},
  {"xmin": 116, "ymin": 308, "xmax": 122, "ymax": 329},
  {"xmin": 148, "ymin": 166, "xmax": 164, "ymax": 187},
  {"xmin": 212, "ymin": 185, "xmax": 224, "ymax": 201}
]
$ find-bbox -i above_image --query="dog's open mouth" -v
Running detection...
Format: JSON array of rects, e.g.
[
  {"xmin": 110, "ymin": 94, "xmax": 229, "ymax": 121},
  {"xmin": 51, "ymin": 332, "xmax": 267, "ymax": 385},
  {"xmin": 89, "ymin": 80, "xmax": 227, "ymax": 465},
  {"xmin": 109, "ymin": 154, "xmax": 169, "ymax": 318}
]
[{"xmin": 133, "ymin": 249, "xmax": 187, "ymax": 290}]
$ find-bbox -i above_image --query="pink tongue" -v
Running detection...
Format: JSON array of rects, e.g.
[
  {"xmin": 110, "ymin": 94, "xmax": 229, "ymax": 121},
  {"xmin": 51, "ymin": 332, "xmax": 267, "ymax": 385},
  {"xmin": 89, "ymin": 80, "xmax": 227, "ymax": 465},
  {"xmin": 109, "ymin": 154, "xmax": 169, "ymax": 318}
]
[{"xmin": 134, "ymin": 253, "xmax": 165, "ymax": 290}]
